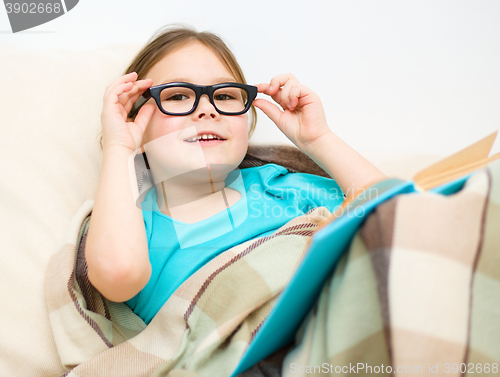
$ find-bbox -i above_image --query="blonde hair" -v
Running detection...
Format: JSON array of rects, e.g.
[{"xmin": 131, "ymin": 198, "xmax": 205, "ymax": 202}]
[{"xmin": 98, "ymin": 25, "xmax": 257, "ymax": 150}]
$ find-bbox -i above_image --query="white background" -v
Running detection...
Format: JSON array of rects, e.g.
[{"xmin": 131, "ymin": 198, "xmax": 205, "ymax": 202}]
[{"xmin": 1, "ymin": 0, "xmax": 499, "ymax": 156}]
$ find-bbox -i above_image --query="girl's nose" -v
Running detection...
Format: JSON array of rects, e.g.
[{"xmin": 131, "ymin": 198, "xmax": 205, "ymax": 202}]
[{"xmin": 193, "ymin": 95, "xmax": 218, "ymax": 119}]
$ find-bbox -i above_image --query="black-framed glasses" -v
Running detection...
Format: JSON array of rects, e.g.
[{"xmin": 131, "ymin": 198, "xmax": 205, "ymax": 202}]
[{"xmin": 127, "ymin": 82, "xmax": 257, "ymax": 118}]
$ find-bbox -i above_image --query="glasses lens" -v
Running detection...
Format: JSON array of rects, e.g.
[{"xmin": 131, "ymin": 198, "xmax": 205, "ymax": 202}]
[
  {"xmin": 213, "ymin": 86, "xmax": 248, "ymax": 114},
  {"xmin": 159, "ymin": 86, "xmax": 197, "ymax": 114}
]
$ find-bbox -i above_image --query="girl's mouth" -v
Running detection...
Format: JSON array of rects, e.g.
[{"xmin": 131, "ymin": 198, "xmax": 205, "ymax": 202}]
[
  {"xmin": 185, "ymin": 139, "xmax": 225, "ymax": 146},
  {"xmin": 184, "ymin": 134, "xmax": 226, "ymax": 146}
]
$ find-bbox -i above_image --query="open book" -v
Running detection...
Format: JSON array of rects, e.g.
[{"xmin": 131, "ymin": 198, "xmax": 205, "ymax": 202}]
[{"xmin": 231, "ymin": 131, "xmax": 500, "ymax": 376}]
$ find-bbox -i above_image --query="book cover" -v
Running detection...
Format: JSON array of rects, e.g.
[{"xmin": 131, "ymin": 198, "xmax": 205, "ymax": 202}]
[{"xmin": 232, "ymin": 131, "xmax": 499, "ymax": 376}]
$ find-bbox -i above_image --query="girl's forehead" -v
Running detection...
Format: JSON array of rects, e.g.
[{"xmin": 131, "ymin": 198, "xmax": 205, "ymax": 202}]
[{"xmin": 146, "ymin": 42, "xmax": 236, "ymax": 85}]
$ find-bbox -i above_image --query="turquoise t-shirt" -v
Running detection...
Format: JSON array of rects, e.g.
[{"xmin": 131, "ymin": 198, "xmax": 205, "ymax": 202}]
[{"xmin": 125, "ymin": 163, "xmax": 344, "ymax": 324}]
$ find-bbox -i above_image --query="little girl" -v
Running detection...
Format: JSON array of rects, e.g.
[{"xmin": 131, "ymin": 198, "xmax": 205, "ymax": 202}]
[{"xmin": 85, "ymin": 25, "xmax": 386, "ymax": 325}]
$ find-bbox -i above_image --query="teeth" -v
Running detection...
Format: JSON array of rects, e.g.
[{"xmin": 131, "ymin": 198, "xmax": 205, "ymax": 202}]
[{"xmin": 186, "ymin": 134, "xmax": 223, "ymax": 142}]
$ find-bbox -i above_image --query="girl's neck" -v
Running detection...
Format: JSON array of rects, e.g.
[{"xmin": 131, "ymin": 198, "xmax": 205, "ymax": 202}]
[
  {"xmin": 154, "ymin": 178, "xmax": 226, "ymax": 211},
  {"xmin": 153, "ymin": 178, "xmax": 242, "ymax": 224},
  {"xmin": 146, "ymin": 163, "xmax": 241, "ymax": 221}
]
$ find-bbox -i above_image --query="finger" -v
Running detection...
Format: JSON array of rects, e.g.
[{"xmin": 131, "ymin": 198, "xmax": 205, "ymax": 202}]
[
  {"xmin": 108, "ymin": 78, "xmax": 152, "ymax": 108},
  {"xmin": 268, "ymin": 73, "xmax": 297, "ymax": 95},
  {"xmin": 133, "ymin": 103, "xmax": 155, "ymax": 131},
  {"xmin": 123, "ymin": 91, "xmax": 152, "ymax": 115},
  {"xmin": 252, "ymin": 98, "xmax": 283, "ymax": 126},
  {"xmin": 291, "ymin": 84, "xmax": 316, "ymax": 110},
  {"xmin": 256, "ymin": 78, "xmax": 300, "ymax": 111},
  {"xmin": 280, "ymin": 80, "xmax": 296, "ymax": 110},
  {"xmin": 261, "ymin": 89, "xmax": 287, "ymax": 111},
  {"xmin": 255, "ymin": 83, "xmax": 271, "ymax": 94},
  {"xmin": 114, "ymin": 71, "xmax": 138, "ymax": 86},
  {"xmin": 288, "ymin": 85, "xmax": 304, "ymax": 110},
  {"xmin": 105, "ymin": 72, "xmax": 138, "ymax": 97},
  {"xmin": 254, "ymin": 82, "xmax": 285, "ymax": 110},
  {"xmin": 120, "ymin": 78, "xmax": 152, "ymax": 100},
  {"xmin": 120, "ymin": 79, "xmax": 153, "ymax": 108},
  {"xmin": 104, "ymin": 81, "xmax": 134, "ymax": 106}
]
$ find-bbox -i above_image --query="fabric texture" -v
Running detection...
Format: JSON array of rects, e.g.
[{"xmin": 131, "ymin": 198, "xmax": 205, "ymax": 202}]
[
  {"xmin": 45, "ymin": 193, "xmax": 332, "ymax": 376},
  {"xmin": 0, "ymin": 43, "xmax": 143, "ymax": 377},
  {"xmin": 281, "ymin": 159, "xmax": 500, "ymax": 377},
  {"xmin": 126, "ymin": 163, "xmax": 344, "ymax": 324},
  {"xmin": 43, "ymin": 159, "xmax": 500, "ymax": 377}
]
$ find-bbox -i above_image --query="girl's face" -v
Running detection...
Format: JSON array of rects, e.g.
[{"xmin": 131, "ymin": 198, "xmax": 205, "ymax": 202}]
[{"xmin": 140, "ymin": 42, "xmax": 249, "ymax": 183}]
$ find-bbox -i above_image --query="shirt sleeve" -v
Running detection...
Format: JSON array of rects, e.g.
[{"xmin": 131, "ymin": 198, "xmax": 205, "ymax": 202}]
[{"xmin": 263, "ymin": 164, "xmax": 345, "ymax": 214}]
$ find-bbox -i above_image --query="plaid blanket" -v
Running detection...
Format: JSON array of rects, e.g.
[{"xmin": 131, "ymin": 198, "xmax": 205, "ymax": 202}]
[
  {"xmin": 44, "ymin": 191, "xmax": 332, "ymax": 377},
  {"xmin": 44, "ymin": 158, "xmax": 500, "ymax": 377},
  {"xmin": 281, "ymin": 160, "xmax": 500, "ymax": 377}
]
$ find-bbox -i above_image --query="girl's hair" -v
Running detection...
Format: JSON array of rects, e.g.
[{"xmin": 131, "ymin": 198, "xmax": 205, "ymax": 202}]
[{"xmin": 98, "ymin": 25, "xmax": 257, "ymax": 150}]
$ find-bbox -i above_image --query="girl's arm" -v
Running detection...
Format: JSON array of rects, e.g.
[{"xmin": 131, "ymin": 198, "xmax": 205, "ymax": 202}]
[
  {"xmin": 85, "ymin": 145, "xmax": 151, "ymax": 303},
  {"xmin": 253, "ymin": 74, "xmax": 386, "ymax": 195},
  {"xmin": 85, "ymin": 72, "xmax": 155, "ymax": 303},
  {"xmin": 291, "ymin": 132, "xmax": 386, "ymax": 196}
]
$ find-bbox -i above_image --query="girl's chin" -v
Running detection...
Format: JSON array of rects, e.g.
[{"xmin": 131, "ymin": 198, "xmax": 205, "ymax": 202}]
[
  {"xmin": 178, "ymin": 161, "xmax": 241, "ymax": 171},
  {"xmin": 152, "ymin": 164, "xmax": 237, "ymax": 183}
]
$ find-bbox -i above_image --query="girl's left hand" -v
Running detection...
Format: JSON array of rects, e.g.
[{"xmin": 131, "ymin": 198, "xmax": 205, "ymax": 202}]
[{"xmin": 253, "ymin": 74, "xmax": 331, "ymax": 151}]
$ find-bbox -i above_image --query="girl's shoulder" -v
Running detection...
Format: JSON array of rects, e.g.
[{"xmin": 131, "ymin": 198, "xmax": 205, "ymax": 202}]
[
  {"xmin": 239, "ymin": 163, "xmax": 288, "ymax": 179},
  {"xmin": 238, "ymin": 163, "xmax": 290, "ymax": 187},
  {"xmin": 240, "ymin": 162, "xmax": 334, "ymax": 183},
  {"xmin": 239, "ymin": 162, "xmax": 331, "ymax": 190},
  {"xmin": 240, "ymin": 162, "xmax": 342, "ymax": 195}
]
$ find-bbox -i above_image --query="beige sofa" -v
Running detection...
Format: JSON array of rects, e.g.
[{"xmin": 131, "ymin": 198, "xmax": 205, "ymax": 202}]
[{"xmin": 0, "ymin": 44, "xmax": 444, "ymax": 376}]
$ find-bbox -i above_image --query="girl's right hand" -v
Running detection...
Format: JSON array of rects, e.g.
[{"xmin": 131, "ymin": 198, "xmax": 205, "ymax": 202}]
[{"xmin": 100, "ymin": 72, "xmax": 155, "ymax": 153}]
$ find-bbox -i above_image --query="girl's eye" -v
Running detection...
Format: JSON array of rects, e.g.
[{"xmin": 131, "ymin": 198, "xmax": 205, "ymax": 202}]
[
  {"xmin": 166, "ymin": 94, "xmax": 188, "ymax": 101},
  {"xmin": 214, "ymin": 94, "xmax": 235, "ymax": 101}
]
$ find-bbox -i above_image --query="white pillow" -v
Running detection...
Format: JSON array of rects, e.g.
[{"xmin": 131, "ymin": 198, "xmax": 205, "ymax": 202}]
[{"xmin": 0, "ymin": 43, "xmax": 141, "ymax": 376}]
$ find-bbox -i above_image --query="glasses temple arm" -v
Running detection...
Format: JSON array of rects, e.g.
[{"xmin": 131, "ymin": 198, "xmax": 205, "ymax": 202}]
[{"xmin": 127, "ymin": 90, "xmax": 152, "ymax": 119}]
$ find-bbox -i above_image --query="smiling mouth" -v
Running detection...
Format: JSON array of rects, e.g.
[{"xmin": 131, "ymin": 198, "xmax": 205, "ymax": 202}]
[
  {"xmin": 184, "ymin": 135, "xmax": 226, "ymax": 144},
  {"xmin": 185, "ymin": 139, "xmax": 225, "ymax": 146}
]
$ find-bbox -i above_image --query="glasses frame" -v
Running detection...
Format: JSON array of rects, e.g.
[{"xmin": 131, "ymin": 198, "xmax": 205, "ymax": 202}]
[{"xmin": 128, "ymin": 82, "xmax": 258, "ymax": 119}]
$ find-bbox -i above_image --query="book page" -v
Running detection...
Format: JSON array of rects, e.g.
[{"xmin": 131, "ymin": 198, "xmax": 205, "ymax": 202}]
[{"xmin": 413, "ymin": 131, "xmax": 499, "ymax": 190}]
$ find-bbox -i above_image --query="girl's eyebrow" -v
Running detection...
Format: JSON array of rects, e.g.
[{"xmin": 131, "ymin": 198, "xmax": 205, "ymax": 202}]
[{"xmin": 159, "ymin": 77, "xmax": 236, "ymax": 85}]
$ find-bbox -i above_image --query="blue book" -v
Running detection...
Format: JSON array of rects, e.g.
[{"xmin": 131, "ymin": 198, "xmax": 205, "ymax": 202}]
[{"xmin": 231, "ymin": 131, "xmax": 499, "ymax": 376}]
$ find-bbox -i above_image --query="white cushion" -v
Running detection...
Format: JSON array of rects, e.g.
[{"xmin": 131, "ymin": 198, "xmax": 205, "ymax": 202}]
[{"xmin": 0, "ymin": 43, "xmax": 141, "ymax": 376}]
